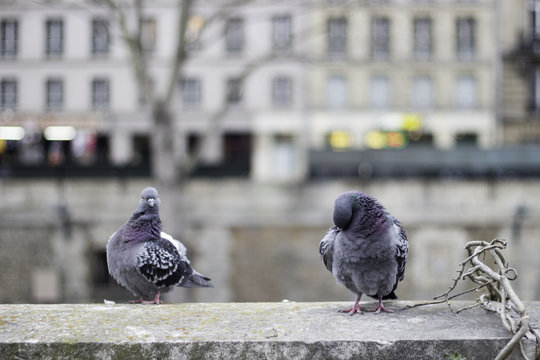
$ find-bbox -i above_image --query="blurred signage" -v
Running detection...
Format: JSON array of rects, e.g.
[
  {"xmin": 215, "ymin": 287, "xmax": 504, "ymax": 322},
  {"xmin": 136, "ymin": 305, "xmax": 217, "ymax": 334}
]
[
  {"xmin": 367, "ymin": 113, "xmax": 422, "ymax": 149},
  {"xmin": 366, "ymin": 130, "xmax": 408, "ymax": 149},
  {"xmin": 402, "ymin": 113, "xmax": 422, "ymax": 131},
  {"xmin": 328, "ymin": 131, "xmax": 351, "ymax": 150}
]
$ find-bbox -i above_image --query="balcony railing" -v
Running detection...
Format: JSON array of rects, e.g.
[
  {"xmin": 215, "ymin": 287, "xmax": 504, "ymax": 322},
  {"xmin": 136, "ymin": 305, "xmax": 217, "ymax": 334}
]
[{"xmin": 310, "ymin": 145, "xmax": 540, "ymax": 179}]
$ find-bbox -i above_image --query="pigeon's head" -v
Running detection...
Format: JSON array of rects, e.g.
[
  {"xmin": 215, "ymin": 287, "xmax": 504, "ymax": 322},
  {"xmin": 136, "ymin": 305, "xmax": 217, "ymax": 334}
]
[
  {"xmin": 127, "ymin": 187, "xmax": 162, "ymax": 230},
  {"xmin": 139, "ymin": 187, "xmax": 161, "ymax": 210},
  {"xmin": 333, "ymin": 191, "xmax": 363, "ymax": 230}
]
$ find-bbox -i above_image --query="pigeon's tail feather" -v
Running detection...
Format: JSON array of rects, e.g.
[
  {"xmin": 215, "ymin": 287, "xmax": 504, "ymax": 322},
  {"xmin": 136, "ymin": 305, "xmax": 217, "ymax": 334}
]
[
  {"xmin": 181, "ymin": 271, "xmax": 213, "ymax": 288},
  {"xmin": 367, "ymin": 291, "xmax": 398, "ymax": 300},
  {"xmin": 382, "ymin": 291, "xmax": 398, "ymax": 300}
]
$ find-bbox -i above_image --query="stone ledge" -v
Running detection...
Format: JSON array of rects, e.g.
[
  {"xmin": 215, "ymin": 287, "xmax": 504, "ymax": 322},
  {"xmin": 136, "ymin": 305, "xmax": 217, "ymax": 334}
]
[{"xmin": 1, "ymin": 301, "xmax": 538, "ymax": 359}]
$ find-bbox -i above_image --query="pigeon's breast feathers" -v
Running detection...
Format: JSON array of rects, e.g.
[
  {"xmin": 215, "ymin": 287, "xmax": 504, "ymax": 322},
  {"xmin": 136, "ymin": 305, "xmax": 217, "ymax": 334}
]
[{"xmin": 125, "ymin": 187, "xmax": 162, "ymax": 241}]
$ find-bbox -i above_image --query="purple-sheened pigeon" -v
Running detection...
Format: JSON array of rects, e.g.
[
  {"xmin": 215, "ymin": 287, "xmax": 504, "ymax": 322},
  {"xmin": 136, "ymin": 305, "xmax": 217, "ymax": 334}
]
[
  {"xmin": 106, "ymin": 187, "xmax": 212, "ymax": 304},
  {"xmin": 319, "ymin": 191, "xmax": 408, "ymax": 315}
]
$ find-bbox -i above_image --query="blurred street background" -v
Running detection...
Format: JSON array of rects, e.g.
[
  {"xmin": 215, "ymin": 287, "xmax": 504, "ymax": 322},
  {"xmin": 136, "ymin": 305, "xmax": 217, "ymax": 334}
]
[{"xmin": 1, "ymin": 0, "xmax": 539, "ymax": 304}]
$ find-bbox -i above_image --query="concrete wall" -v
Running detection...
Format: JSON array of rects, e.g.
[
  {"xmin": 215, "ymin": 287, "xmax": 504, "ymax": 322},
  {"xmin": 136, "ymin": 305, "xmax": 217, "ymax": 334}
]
[
  {"xmin": 1, "ymin": 178, "xmax": 539, "ymax": 304},
  {"xmin": 0, "ymin": 302, "xmax": 538, "ymax": 359}
]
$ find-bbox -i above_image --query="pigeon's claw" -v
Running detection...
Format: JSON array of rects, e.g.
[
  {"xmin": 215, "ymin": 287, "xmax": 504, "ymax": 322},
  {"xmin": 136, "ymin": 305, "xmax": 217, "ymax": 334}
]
[
  {"xmin": 129, "ymin": 292, "xmax": 162, "ymax": 305},
  {"xmin": 341, "ymin": 307, "xmax": 363, "ymax": 316},
  {"xmin": 338, "ymin": 304, "xmax": 365, "ymax": 316},
  {"xmin": 370, "ymin": 304, "xmax": 392, "ymax": 313},
  {"xmin": 367, "ymin": 297, "xmax": 393, "ymax": 313},
  {"xmin": 338, "ymin": 296, "xmax": 365, "ymax": 316}
]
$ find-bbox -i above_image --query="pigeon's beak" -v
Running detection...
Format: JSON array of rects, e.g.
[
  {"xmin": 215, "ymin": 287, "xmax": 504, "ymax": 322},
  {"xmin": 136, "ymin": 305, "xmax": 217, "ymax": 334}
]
[{"xmin": 147, "ymin": 198, "xmax": 156, "ymax": 207}]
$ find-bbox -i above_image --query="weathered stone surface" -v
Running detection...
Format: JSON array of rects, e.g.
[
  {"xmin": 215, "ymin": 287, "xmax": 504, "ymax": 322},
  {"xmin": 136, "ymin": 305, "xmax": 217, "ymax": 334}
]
[{"xmin": 0, "ymin": 301, "xmax": 538, "ymax": 359}]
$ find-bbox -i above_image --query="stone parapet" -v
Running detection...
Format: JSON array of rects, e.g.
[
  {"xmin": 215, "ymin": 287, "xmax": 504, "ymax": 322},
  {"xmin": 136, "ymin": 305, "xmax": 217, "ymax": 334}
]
[{"xmin": 1, "ymin": 301, "xmax": 538, "ymax": 359}]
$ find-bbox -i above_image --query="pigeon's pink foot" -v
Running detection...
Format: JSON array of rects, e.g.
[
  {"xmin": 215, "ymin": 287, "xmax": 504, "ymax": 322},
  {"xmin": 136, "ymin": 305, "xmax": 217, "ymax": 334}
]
[
  {"xmin": 367, "ymin": 297, "xmax": 392, "ymax": 313},
  {"xmin": 130, "ymin": 292, "xmax": 162, "ymax": 304},
  {"xmin": 338, "ymin": 297, "xmax": 365, "ymax": 316},
  {"xmin": 368, "ymin": 304, "xmax": 392, "ymax": 313},
  {"xmin": 338, "ymin": 305, "xmax": 365, "ymax": 316}
]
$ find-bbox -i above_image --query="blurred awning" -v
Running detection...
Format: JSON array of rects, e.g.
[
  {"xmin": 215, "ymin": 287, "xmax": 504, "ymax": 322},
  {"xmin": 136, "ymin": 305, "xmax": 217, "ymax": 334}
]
[{"xmin": 0, "ymin": 112, "xmax": 101, "ymax": 130}]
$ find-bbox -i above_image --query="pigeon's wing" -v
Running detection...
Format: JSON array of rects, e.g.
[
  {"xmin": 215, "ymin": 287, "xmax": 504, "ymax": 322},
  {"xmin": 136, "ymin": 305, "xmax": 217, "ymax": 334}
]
[
  {"xmin": 380, "ymin": 219, "xmax": 409, "ymax": 300},
  {"xmin": 319, "ymin": 226, "xmax": 339, "ymax": 272},
  {"xmin": 135, "ymin": 237, "xmax": 193, "ymax": 288},
  {"xmin": 160, "ymin": 231, "xmax": 187, "ymax": 257},
  {"xmin": 393, "ymin": 218, "xmax": 408, "ymax": 282}
]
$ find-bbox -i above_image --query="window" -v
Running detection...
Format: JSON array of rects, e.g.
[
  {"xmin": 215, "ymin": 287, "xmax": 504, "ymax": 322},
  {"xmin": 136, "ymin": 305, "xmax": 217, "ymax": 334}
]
[
  {"xmin": 272, "ymin": 76, "xmax": 292, "ymax": 107},
  {"xmin": 371, "ymin": 16, "xmax": 390, "ymax": 60},
  {"xmin": 138, "ymin": 78, "xmax": 154, "ymax": 106},
  {"xmin": 1, "ymin": 18, "xmax": 18, "ymax": 58},
  {"xmin": 369, "ymin": 75, "xmax": 390, "ymax": 108},
  {"xmin": 531, "ymin": 0, "xmax": 540, "ymax": 39},
  {"xmin": 273, "ymin": 135, "xmax": 296, "ymax": 181},
  {"xmin": 180, "ymin": 78, "xmax": 201, "ymax": 107},
  {"xmin": 92, "ymin": 18, "xmax": 109, "ymax": 56},
  {"xmin": 411, "ymin": 76, "xmax": 433, "ymax": 109},
  {"xmin": 454, "ymin": 75, "xmax": 476, "ymax": 109},
  {"xmin": 272, "ymin": 15, "xmax": 292, "ymax": 52},
  {"xmin": 46, "ymin": 19, "xmax": 63, "ymax": 57},
  {"xmin": 328, "ymin": 17, "xmax": 347, "ymax": 55},
  {"xmin": 46, "ymin": 78, "xmax": 63, "ymax": 110},
  {"xmin": 0, "ymin": 78, "xmax": 17, "ymax": 110},
  {"xmin": 455, "ymin": 133, "xmax": 477, "ymax": 145},
  {"xmin": 225, "ymin": 18, "xmax": 244, "ymax": 53},
  {"xmin": 223, "ymin": 133, "xmax": 251, "ymax": 175},
  {"xmin": 413, "ymin": 17, "xmax": 432, "ymax": 60},
  {"xmin": 92, "ymin": 78, "xmax": 110, "ymax": 110},
  {"xmin": 185, "ymin": 14, "xmax": 204, "ymax": 52},
  {"xmin": 133, "ymin": 135, "xmax": 151, "ymax": 165},
  {"xmin": 327, "ymin": 75, "xmax": 347, "ymax": 109},
  {"xmin": 529, "ymin": 67, "xmax": 540, "ymax": 112},
  {"xmin": 456, "ymin": 17, "xmax": 475, "ymax": 60},
  {"xmin": 226, "ymin": 78, "xmax": 242, "ymax": 105},
  {"xmin": 141, "ymin": 18, "xmax": 157, "ymax": 53}
]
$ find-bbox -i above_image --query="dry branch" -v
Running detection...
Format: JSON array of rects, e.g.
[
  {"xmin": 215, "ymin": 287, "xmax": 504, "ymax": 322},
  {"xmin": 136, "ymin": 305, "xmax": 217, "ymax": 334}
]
[{"xmin": 404, "ymin": 239, "xmax": 539, "ymax": 360}]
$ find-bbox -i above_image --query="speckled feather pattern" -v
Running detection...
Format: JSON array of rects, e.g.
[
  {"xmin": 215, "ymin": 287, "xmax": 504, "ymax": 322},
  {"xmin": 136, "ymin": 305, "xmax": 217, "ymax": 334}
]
[{"xmin": 320, "ymin": 191, "xmax": 408, "ymax": 301}]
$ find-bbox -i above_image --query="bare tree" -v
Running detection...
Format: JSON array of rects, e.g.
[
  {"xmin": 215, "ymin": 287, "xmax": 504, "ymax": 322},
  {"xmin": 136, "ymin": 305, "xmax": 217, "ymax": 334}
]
[
  {"xmin": 103, "ymin": 0, "xmax": 193, "ymax": 227},
  {"xmin": 99, "ymin": 0, "xmax": 308, "ymax": 235},
  {"xmin": 99, "ymin": 0, "xmax": 253, "ymax": 230}
]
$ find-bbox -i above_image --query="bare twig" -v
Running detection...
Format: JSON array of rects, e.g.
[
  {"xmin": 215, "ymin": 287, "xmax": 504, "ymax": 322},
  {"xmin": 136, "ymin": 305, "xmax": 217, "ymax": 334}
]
[
  {"xmin": 103, "ymin": 0, "xmax": 155, "ymax": 105},
  {"xmin": 164, "ymin": 0, "xmax": 193, "ymax": 107},
  {"xmin": 403, "ymin": 239, "xmax": 539, "ymax": 360}
]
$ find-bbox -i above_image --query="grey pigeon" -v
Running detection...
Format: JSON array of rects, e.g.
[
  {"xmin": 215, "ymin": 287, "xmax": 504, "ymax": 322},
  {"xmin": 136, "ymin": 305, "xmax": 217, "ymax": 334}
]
[
  {"xmin": 106, "ymin": 187, "xmax": 213, "ymax": 304},
  {"xmin": 319, "ymin": 191, "xmax": 408, "ymax": 315}
]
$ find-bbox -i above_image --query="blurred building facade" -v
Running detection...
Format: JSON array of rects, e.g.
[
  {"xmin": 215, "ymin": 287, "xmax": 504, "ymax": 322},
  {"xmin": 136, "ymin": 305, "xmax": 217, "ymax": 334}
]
[
  {"xmin": 2, "ymin": 0, "xmax": 540, "ymax": 305},
  {"xmin": 307, "ymin": 0, "xmax": 497, "ymax": 151},
  {"xmin": 501, "ymin": 0, "xmax": 540, "ymax": 144},
  {"xmin": 0, "ymin": 0, "xmax": 519, "ymax": 182},
  {"xmin": 0, "ymin": 0, "xmax": 310, "ymax": 181}
]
